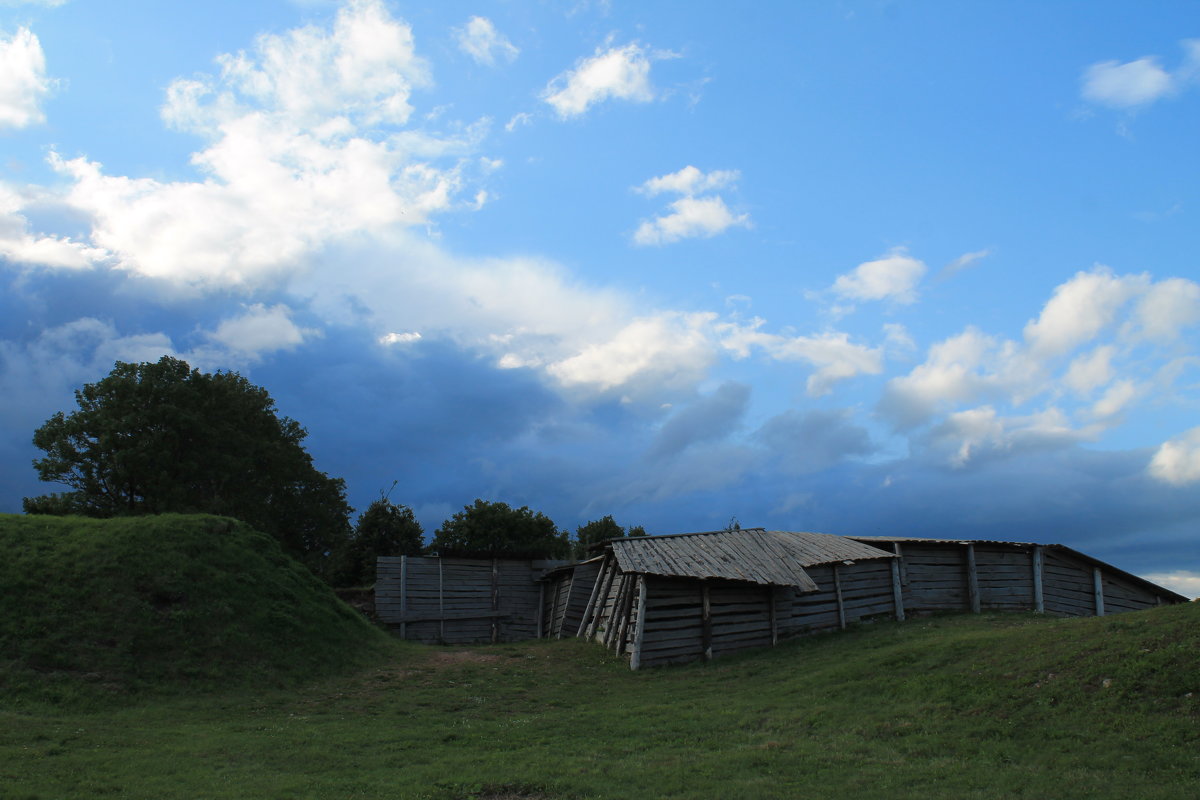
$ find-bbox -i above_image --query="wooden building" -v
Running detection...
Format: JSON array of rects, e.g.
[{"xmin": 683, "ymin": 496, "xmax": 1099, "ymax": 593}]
[{"xmin": 547, "ymin": 529, "xmax": 1189, "ymax": 670}]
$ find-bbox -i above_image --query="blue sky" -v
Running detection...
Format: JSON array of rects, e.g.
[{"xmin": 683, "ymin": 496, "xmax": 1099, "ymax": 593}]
[{"xmin": 2, "ymin": 0, "xmax": 1198, "ymax": 596}]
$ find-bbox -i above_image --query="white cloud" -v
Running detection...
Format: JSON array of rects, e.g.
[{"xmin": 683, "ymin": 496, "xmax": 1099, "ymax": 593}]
[
  {"xmin": 831, "ymin": 248, "xmax": 927, "ymax": 305},
  {"xmin": 1132, "ymin": 277, "xmax": 1200, "ymax": 342},
  {"xmin": 1023, "ymin": 268, "xmax": 1145, "ymax": 357},
  {"xmin": 878, "ymin": 327, "xmax": 1003, "ymax": 428},
  {"xmin": 1063, "ymin": 345, "xmax": 1116, "ymax": 395},
  {"xmin": 1081, "ymin": 39, "xmax": 1200, "ymax": 110},
  {"xmin": 940, "ymin": 248, "xmax": 991, "ymax": 279},
  {"xmin": 542, "ymin": 41, "xmax": 657, "ymax": 118},
  {"xmin": 0, "ymin": 184, "xmax": 107, "ymax": 268},
  {"xmin": 633, "ymin": 195, "xmax": 750, "ymax": 246},
  {"xmin": 1148, "ymin": 427, "xmax": 1200, "ymax": 486},
  {"xmin": 546, "ymin": 311, "xmax": 717, "ymax": 394},
  {"xmin": 718, "ymin": 318, "xmax": 883, "ymax": 397},
  {"xmin": 637, "ymin": 165, "xmax": 740, "ymax": 197},
  {"xmin": 505, "ymin": 112, "xmax": 532, "ymax": 132},
  {"xmin": 33, "ymin": 0, "xmax": 482, "ymax": 289},
  {"xmin": 454, "ymin": 16, "xmax": 519, "ymax": 67},
  {"xmin": 1089, "ymin": 378, "xmax": 1138, "ymax": 419},
  {"xmin": 204, "ymin": 303, "xmax": 314, "ymax": 358},
  {"xmin": 380, "ymin": 331, "xmax": 421, "ymax": 345},
  {"xmin": 1139, "ymin": 570, "xmax": 1200, "ymax": 600},
  {"xmin": 0, "ymin": 26, "xmax": 52, "ymax": 130},
  {"xmin": 1083, "ymin": 57, "xmax": 1173, "ymax": 108}
]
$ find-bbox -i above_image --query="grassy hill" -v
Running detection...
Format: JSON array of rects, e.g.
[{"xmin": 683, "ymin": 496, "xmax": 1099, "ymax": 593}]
[
  {"xmin": 0, "ymin": 513, "xmax": 395, "ymax": 702},
  {"xmin": 0, "ymin": 513, "xmax": 1196, "ymax": 797}
]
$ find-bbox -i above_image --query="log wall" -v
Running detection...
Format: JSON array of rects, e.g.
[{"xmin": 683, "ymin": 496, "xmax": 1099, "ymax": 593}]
[{"xmin": 376, "ymin": 556, "xmax": 563, "ymax": 644}]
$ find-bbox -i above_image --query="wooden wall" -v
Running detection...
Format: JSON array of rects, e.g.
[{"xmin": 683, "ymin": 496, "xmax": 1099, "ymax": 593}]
[
  {"xmin": 376, "ymin": 556, "xmax": 563, "ymax": 644},
  {"xmin": 541, "ymin": 560, "xmax": 603, "ymax": 638}
]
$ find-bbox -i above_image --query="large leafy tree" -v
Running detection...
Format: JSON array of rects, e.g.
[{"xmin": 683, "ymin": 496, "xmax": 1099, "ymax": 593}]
[
  {"xmin": 26, "ymin": 356, "xmax": 351, "ymax": 576},
  {"xmin": 430, "ymin": 499, "xmax": 569, "ymax": 559},
  {"xmin": 333, "ymin": 491, "xmax": 424, "ymax": 586}
]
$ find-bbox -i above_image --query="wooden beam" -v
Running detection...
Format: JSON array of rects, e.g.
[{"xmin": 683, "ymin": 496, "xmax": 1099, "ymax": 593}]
[
  {"xmin": 966, "ymin": 543, "xmax": 980, "ymax": 614},
  {"xmin": 701, "ymin": 582, "xmax": 714, "ymax": 661},
  {"xmin": 535, "ymin": 581, "xmax": 544, "ymax": 639},
  {"xmin": 577, "ymin": 554, "xmax": 608, "ymax": 638},
  {"xmin": 1093, "ymin": 567, "xmax": 1105, "ymax": 617},
  {"xmin": 392, "ymin": 610, "xmax": 508, "ymax": 623},
  {"xmin": 630, "ymin": 576, "xmax": 648, "ymax": 671},
  {"xmin": 399, "ymin": 554, "xmax": 408, "ymax": 640},
  {"xmin": 615, "ymin": 574, "xmax": 638, "ymax": 655},
  {"xmin": 833, "ymin": 564, "xmax": 846, "ymax": 631},
  {"xmin": 768, "ymin": 586, "xmax": 779, "ymax": 645},
  {"xmin": 1032, "ymin": 546, "xmax": 1044, "ymax": 613},
  {"xmin": 438, "ymin": 557, "xmax": 445, "ymax": 641},
  {"xmin": 890, "ymin": 557, "xmax": 906, "ymax": 622},
  {"xmin": 585, "ymin": 556, "xmax": 617, "ymax": 640},
  {"xmin": 490, "ymin": 557, "xmax": 500, "ymax": 644}
]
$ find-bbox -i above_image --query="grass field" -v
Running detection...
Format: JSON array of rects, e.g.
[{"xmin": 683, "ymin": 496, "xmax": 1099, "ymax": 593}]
[
  {"xmin": 3, "ymin": 606, "xmax": 1198, "ymax": 799},
  {"xmin": 2, "ymin": 513, "xmax": 1197, "ymax": 799}
]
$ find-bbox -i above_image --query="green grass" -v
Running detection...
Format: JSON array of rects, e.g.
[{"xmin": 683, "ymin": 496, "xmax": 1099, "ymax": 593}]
[
  {"xmin": 0, "ymin": 513, "xmax": 392, "ymax": 703},
  {"xmin": 1, "ymin": 514, "xmax": 1197, "ymax": 798}
]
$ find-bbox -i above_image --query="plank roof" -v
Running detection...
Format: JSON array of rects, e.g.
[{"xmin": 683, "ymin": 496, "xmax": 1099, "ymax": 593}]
[{"xmin": 608, "ymin": 529, "xmax": 894, "ymax": 589}]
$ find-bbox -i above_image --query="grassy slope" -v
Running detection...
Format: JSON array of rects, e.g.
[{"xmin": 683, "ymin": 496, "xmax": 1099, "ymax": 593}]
[
  {"xmin": 2, "ymin": 598, "xmax": 1197, "ymax": 798},
  {"xmin": 0, "ymin": 513, "xmax": 394, "ymax": 702}
]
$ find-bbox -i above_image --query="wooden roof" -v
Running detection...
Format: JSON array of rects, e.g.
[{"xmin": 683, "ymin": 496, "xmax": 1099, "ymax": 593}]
[{"xmin": 608, "ymin": 529, "xmax": 895, "ymax": 589}]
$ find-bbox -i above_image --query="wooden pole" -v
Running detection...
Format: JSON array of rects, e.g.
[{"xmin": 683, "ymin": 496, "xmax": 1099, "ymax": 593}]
[
  {"xmin": 1032, "ymin": 546, "xmax": 1044, "ymax": 613},
  {"xmin": 603, "ymin": 575, "xmax": 630, "ymax": 649},
  {"xmin": 833, "ymin": 564, "xmax": 846, "ymax": 631},
  {"xmin": 585, "ymin": 557, "xmax": 618, "ymax": 640},
  {"xmin": 1093, "ymin": 567, "xmax": 1105, "ymax": 617},
  {"xmin": 438, "ymin": 557, "xmax": 445, "ymax": 641},
  {"xmin": 614, "ymin": 574, "xmax": 638, "ymax": 655},
  {"xmin": 966, "ymin": 543, "xmax": 980, "ymax": 614},
  {"xmin": 630, "ymin": 576, "xmax": 648, "ymax": 671},
  {"xmin": 535, "ymin": 580, "xmax": 544, "ymax": 639},
  {"xmin": 768, "ymin": 586, "xmax": 778, "ymax": 646},
  {"xmin": 490, "ymin": 558, "xmax": 500, "ymax": 644},
  {"xmin": 399, "ymin": 555, "xmax": 408, "ymax": 640},
  {"xmin": 577, "ymin": 554, "xmax": 609, "ymax": 638},
  {"xmin": 701, "ymin": 582, "xmax": 714, "ymax": 661},
  {"xmin": 890, "ymin": 557, "xmax": 906, "ymax": 622}
]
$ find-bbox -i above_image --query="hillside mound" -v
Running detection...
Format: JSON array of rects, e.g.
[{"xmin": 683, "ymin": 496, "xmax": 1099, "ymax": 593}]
[{"xmin": 0, "ymin": 513, "xmax": 393, "ymax": 701}]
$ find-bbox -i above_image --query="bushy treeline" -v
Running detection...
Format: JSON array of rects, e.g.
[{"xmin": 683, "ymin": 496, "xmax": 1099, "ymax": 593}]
[{"xmin": 22, "ymin": 356, "xmax": 645, "ymax": 588}]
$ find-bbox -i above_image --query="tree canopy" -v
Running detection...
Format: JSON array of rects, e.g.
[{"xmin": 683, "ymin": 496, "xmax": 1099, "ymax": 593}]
[
  {"xmin": 430, "ymin": 499, "xmax": 569, "ymax": 559},
  {"xmin": 26, "ymin": 356, "xmax": 351, "ymax": 576},
  {"xmin": 333, "ymin": 491, "xmax": 424, "ymax": 586},
  {"xmin": 574, "ymin": 515, "xmax": 647, "ymax": 558}
]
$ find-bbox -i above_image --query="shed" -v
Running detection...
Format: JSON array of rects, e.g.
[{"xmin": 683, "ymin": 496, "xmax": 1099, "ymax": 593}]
[{"xmin": 574, "ymin": 529, "xmax": 901, "ymax": 669}]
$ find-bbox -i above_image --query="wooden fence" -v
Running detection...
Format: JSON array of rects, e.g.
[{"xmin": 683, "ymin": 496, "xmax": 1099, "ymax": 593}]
[{"xmin": 376, "ymin": 556, "xmax": 564, "ymax": 644}]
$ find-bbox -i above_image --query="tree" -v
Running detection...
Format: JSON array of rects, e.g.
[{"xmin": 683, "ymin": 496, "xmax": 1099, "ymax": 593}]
[
  {"xmin": 430, "ymin": 499, "xmax": 569, "ymax": 559},
  {"xmin": 333, "ymin": 487, "xmax": 424, "ymax": 587},
  {"xmin": 573, "ymin": 516, "xmax": 649, "ymax": 558},
  {"xmin": 26, "ymin": 356, "xmax": 351, "ymax": 577}
]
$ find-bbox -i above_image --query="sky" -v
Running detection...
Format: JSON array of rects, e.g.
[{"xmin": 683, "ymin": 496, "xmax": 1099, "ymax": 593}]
[{"xmin": 1, "ymin": 0, "xmax": 1199, "ymax": 597}]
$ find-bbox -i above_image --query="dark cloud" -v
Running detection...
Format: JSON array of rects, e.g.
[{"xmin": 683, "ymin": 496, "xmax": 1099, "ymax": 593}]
[
  {"xmin": 649, "ymin": 381, "xmax": 750, "ymax": 459},
  {"xmin": 754, "ymin": 408, "xmax": 876, "ymax": 474}
]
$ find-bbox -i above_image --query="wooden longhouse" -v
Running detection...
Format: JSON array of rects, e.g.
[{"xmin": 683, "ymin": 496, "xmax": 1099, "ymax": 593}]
[{"xmin": 541, "ymin": 529, "xmax": 1189, "ymax": 670}]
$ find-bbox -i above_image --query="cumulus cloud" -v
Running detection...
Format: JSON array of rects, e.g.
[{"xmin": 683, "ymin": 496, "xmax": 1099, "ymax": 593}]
[
  {"xmin": 633, "ymin": 166, "xmax": 749, "ymax": 246},
  {"xmin": 1082, "ymin": 39, "xmax": 1200, "ymax": 109},
  {"xmin": 718, "ymin": 318, "xmax": 883, "ymax": 397},
  {"xmin": 1023, "ymin": 268, "xmax": 1144, "ymax": 357},
  {"xmin": 0, "ymin": 184, "xmax": 107, "ymax": 268},
  {"xmin": 0, "ymin": 26, "xmax": 53, "ymax": 130},
  {"xmin": 542, "ymin": 41, "xmax": 659, "ymax": 118},
  {"xmin": 831, "ymin": 248, "xmax": 927, "ymax": 305},
  {"xmin": 29, "ymin": 0, "xmax": 485, "ymax": 289},
  {"xmin": 1132, "ymin": 277, "xmax": 1200, "ymax": 342},
  {"xmin": 754, "ymin": 408, "xmax": 874, "ymax": 475},
  {"xmin": 454, "ymin": 16, "xmax": 519, "ymax": 67},
  {"xmin": 202, "ymin": 303, "xmax": 316, "ymax": 360},
  {"xmin": 1148, "ymin": 427, "xmax": 1200, "ymax": 486},
  {"xmin": 1139, "ymin": 570, "xmax": 1200, "ymax": 600}
]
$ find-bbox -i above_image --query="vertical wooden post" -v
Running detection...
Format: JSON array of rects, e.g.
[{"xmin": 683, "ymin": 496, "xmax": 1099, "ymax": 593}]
[
  {"xmin": 966, "ymin": 544, "xmax": 980, "ymax": 614},
  {"xmin": 603, "ymin": 575, "xmax": 630, "ymax": 649},
  {"xmin": 892, "ymin": 542, "xmax": 906, "ymax": 585},
  {"xmin": 833, "ymin": 564, "xmax": 846, "ymax": 631},
  {"xmin": 890, "ymin": 557, "xmax": 906, "ymax": 622},
  {"xmin": 399, "ymin": 555, "xmax": 408, "ymax": 640},
  {"xmin": 701, "ymin": 582, "xmax": 714, "ymax": 661},
  {"xmin": 614, "ymin": 575, "xmax": 638, "ymax": 655},
  {"xmin": 535, "ymin": 580, "xmax": 545, "ymax": 639},
  {"xmin": 1093, "ymin": 567, "xmax": 1105, "ymax": 617},
  {"xmin": 1032, "ymin": 547, "xmax": 1044, "ymax": 613},
  {"xmin": 438, "ymin": 557, "xmax": 445, "ymax": 641},
  {"xmin": 630, "ymin": 576, "xmax": 648, "ymax": 671},
  {"xmin": 768, "ymin": 586, "xmax": 778, "ymax": 646},
  {"xmin": 491, "ymin": 558, "xmax": 500, "ymax": 644}
]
